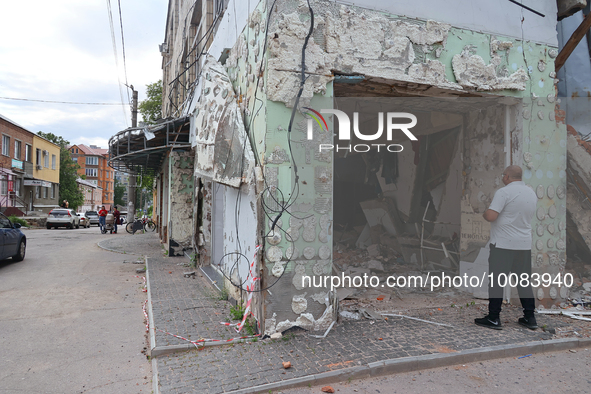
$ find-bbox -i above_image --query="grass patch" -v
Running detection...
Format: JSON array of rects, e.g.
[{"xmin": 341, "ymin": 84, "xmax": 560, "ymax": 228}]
[{"xmin": 9, "ymin": 215, "xmax": 28, "ymax": 227}]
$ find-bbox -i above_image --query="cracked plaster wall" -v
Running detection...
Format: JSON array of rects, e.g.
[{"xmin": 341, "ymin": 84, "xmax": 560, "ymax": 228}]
[
  {"xmin": 160, "ymin": 156, "xmax": 171, "ymax": 244},
  {"xmin": 566, "ymin": 132, "xmax": 591, "ymax": 257},
  {"xmin": 208, "ymin": 0, "xmax": 568, "ymax": 329},
  {"xmin": 342, "ymin": 0, "xmax": 558, "ymax": 46},
  {"xmin": 255, "ymin": 0, "xmax": 566, "ymax": 329},
  {"xmin": 460, "ymin": 96, "xmax": 568, "ymax": 305},
  {"xmin": 217, "ymin": 182, "xmax": 259, "ymax": 303},
  {"xmin": 263, "ymin": 1, "xmax": 549, "ymax": 109},
  {"xmin": 196, "ymin": 179, "xmax": 213, "ymax": 266},
  {"xmin": 168, "ymin": 151, "xmax": 194, "ymax": 256}
]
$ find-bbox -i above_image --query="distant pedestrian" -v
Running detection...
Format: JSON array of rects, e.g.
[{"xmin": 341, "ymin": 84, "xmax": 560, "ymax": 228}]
[
  {"xmin": 113, "ymin": 206, "xmax": 121, "ymax": 234},
  {"xmin": 61, "ymin": 200, "xmax": 67, "ymax": 208},
  {"xmin": 98, "ymin": 205, "xmax": 108, "ymax": 233},
  {"xmin": 475, "ymin": 165, "xmax": 538, "ymax": 330}
]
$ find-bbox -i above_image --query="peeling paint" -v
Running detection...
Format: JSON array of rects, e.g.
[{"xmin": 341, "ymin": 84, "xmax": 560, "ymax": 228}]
[
  {"xmin": 313, "ymin": 305, "xmax": 334, "ymax": 331},
  {"xmin": 295, "ymin": 313, "xmax": 315, "ymax": 331},
  {"xmin": 452, "ymin": 45, "xmax": 528, "ymax": 91},
  {"xmin": 265, "ymin": 5, "xmax": 461, "ymax": 108},
  {"xmin": 313, "ymin": 259, "xmax": 330, "ymax": 275},
  {"xmin": 292, "ymin": 293, "xmax": 308, "ymax": 314},
  {"xmin": 264, "ymin": 313, "xmax": 277, "ymax": 336},
  {"xmin": 311, "ymin": 292, "xmax": 329, "ymax": 306},
  {"xmin": 292, "ymin": 263, "xmax": 306, "ymax": 290}
]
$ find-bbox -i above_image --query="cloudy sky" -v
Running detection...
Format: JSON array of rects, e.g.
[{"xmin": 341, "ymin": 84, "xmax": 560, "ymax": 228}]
[{"xmin": 0, "ymin": 0, "xmax": 168, "ymax": 149}]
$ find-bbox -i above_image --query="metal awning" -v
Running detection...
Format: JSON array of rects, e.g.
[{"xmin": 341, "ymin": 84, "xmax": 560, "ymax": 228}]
[{"xmin": 108, "ymin": 116, "xmax": 191, "ymax": 175}]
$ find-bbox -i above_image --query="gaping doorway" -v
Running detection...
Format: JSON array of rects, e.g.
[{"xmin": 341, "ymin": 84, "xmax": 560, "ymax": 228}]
[{"xmin": 330, "ymin": 87, "xmax": 509, "ymax": 311}]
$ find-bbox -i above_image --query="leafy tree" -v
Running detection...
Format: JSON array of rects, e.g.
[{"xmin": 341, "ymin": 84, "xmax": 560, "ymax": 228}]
[
  {"xmin": 138, "ymin": 80, "xmax": 162, "ymax": 124},
  {"xmin": 135, "ymin": 173, "xmax": 154, "ymax": 215},
  {"xmin": 114, "ymin": 177, "xmax": 126, "ymax": 207},
  {"xmin": 37, "ymin": 132, "xmax": 84, "ymax": 210}
]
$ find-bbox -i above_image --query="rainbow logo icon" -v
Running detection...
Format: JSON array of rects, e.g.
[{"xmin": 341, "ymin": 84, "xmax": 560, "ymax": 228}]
[{"xmin": 303, "ymin": 107, "xmax": 328, "ymax": 132}]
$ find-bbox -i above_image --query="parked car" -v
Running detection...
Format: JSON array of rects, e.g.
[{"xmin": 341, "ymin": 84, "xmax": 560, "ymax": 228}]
[
  {"xmin": 0, "ymin": 212, "xmax": 26, "ymax": 261},
  {"xmin": 46, "ymin": 209, "xmax": 81, "ymax": 229},
  {"xmin": 77, "ymin": 212, "xmax": 91, "ymax": 228},
  {"xmin": 85, "ymin": 211, "xmax": 99, "ymax": 226}
]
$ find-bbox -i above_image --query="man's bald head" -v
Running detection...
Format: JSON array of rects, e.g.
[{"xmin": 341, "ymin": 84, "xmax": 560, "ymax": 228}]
[
  {"xmin": 502, "ymin": 165, "xmax": 522, "ymax": 185},
  {"xmin": 505, "ymin": 165, "xmax": 522, "ymax": 179}
]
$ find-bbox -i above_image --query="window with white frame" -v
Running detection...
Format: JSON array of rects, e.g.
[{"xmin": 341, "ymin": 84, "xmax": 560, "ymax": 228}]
[
  {"xmin": 15, "ymin": 178, "xmax": 21, "ymax": 197},
  {"xmin": 44, "ymin": 152, "xmax": 49, "ymax": 168},
  {"xmin": 51, "ymin": 184, "xmax": 55, "ymax": 198},
  {"xmin": 14, "ymin": 140, "xmax": 21, "ymax": 160},
  {"xmin": 85, "ymin": 168, "xmax": 97, "ymax": 177},
  {"xmin": 35, "ymin": 186, "xmax": 40, "ymax": 198},
  {"xmin": 0, "ymin": 175, "xmax": 7, "ymax": 195},
  {"xmin": 2, "ymin": 135, "xmax": 10, "ymax": 156},
  {"xmin": 25, "ymin": 144, "xmax": 32, "ymax": 162},
  {"xmin": 43, "ymin": 186, "xmax": 48, "ymax": 199},
  {"xmin": 86, "ymin": 156, "xmax": 98, "ymax": 165},
  {"xmin": 52, "ymin": 154, "xmax": 56, "ymax": 169}
]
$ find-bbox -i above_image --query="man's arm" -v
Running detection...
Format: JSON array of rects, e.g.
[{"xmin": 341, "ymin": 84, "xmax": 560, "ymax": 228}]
[{"xmin": 483, "ymin": 209, "xmax": 499, "ymax": 222}]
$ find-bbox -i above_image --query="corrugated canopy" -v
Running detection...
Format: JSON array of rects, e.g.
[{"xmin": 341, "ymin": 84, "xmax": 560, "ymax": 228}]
[{"xmin": 108, "ymin": 116, "xmax": 191, "ymax": 175}]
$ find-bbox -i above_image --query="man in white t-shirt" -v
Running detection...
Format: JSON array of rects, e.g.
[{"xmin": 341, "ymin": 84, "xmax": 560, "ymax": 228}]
[{"xmin": 475, "ymin": 165, "xmax": 538, "ymax": 330}]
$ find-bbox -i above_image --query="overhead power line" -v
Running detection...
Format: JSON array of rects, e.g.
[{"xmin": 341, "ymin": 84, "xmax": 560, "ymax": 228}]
[
  {"xmin": 106, "ymin": 0, "xmax": 129, "ymax": 126},
  {"xmin": 0, "ymin": 96, "xmax": 127, "ymax": 105},
  {"xmin": 117, "ymin": 0, "xmax": 130, "ymax": 103}
]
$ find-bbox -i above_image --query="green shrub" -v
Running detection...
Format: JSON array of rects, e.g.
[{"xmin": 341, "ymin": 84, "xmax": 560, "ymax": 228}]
[
  {"xmin": 230, "ymin": 303, "xmax": 245, "ymax": 320},
  {"xmin": 8, "ymin": 215, "xmax": 28, "ymax": 227}
]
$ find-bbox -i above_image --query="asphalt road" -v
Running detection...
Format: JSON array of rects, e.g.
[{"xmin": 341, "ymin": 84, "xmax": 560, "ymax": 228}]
[{"xmin": 0, "ymin": 226, "xmax": 151, "ymax": 393}]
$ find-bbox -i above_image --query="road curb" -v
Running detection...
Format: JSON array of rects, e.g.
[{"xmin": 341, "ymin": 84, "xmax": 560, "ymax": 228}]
[
  {"xmin": 226, "ymin": 337, "xmax": 588, "ymax": 394},
  {"xmin": 96, "ymin": 238, "xmax": 142, "ymax": 255},
  {"xmin": 145, "ymin": 257, "xmax": 160, "ymax": 394}
]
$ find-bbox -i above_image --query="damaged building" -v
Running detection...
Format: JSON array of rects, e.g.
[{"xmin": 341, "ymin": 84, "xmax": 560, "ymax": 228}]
[{"xmin": 109, "ymin": 0, "xmax": 582, "ymax": 335}]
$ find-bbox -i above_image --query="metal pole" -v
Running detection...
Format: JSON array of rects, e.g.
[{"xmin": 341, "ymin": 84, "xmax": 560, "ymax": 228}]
[
  {"xmin": 127, "ymin": 86, "xmax": 138, "ymax": 222},
  {"xmin": 131, "ymin": 86, "xmax": 138, "ymax": 128}
]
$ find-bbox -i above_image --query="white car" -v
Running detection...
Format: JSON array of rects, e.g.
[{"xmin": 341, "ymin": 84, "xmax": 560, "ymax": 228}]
[
  {"xmin": 46, "ymin": 209, "xmax": 81, "ymax": 229},
  {"xmin": 76, "ymin": 212, "xmax": 91, "ymax": 228}
]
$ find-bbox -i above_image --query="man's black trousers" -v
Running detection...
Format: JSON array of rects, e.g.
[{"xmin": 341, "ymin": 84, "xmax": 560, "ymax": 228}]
[{"xmin": 488, "ymin": 244, "xmax": 536, "ymax": 319}]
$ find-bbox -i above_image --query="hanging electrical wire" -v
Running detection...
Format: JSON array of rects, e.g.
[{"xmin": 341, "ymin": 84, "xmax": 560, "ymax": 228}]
[
  {"xmin": 215, "ymin": 0, "xmax": 316, "ymax": 294},
  {"xmin": 106, "ymin": 0, "xmax": 129, "ymax": 127},
  {"xmin": 0, "ymin": 97, "xmax": 126, "ymax": 105},
  {"xmin": 117, "ymin": 0, "xmax": 131, "ymax": 103}
]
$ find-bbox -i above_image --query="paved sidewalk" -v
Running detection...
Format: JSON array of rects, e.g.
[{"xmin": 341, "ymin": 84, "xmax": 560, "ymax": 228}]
[{"xmin": 98, "ymin": 233, "xmax": 591, "ymax": 394}]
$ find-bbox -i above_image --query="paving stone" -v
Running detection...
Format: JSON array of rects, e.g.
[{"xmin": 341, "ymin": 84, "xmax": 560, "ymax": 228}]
[{"xmin": 105, "ymin": 233, "xmax": 586, "ymax": 394}]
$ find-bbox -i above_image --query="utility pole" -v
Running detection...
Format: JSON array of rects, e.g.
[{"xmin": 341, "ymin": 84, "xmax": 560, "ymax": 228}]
[
  {"xmin": 131, "ymin": 86, "xmax": 138, "ymax": 128},
  {"xmin": 127, "ymin": 85, "xmax": 138, "ymax": 223}
]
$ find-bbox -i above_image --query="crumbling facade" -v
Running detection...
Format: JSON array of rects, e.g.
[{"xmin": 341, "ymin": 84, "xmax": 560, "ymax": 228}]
[{"xmin": 143, "ymin": 0, "xmax": 571, "ymax": 334}]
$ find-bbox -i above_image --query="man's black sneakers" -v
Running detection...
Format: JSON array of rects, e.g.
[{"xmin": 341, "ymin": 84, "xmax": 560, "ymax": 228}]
[
  {"xmin": 518, "ymin": 316, "xmax": 538, "ymax": 330},
  {"xmin": 474, "ymin": 315, "xmax": 502, "ymax": 330}
]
